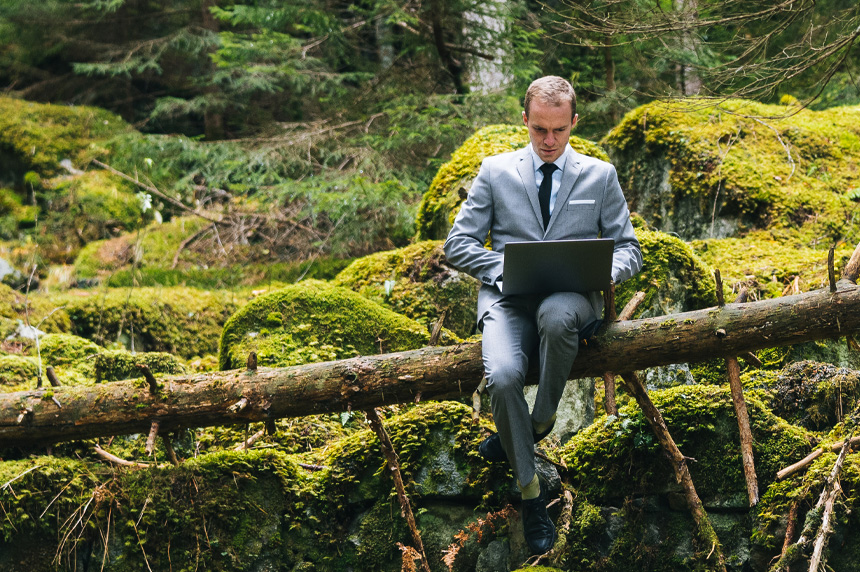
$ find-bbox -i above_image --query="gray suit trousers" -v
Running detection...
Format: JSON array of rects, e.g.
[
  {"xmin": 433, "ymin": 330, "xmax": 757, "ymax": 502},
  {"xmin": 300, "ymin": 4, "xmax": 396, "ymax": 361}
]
[{"xmin": 481, "ymin": 291, "xmax": 598, "ymax": 486}]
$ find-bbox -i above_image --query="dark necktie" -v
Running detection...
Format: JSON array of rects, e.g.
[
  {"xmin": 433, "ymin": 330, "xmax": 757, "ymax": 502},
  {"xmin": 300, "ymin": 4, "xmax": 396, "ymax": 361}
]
[{"xmin": 538, "ymin": 162, "xmax": 558, "ymax": 230}]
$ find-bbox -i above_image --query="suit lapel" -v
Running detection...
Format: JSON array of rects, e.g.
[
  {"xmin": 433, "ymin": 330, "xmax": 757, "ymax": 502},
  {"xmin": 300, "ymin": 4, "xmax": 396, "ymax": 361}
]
[
  {"xmin": 515, "ymin": 149, "xmax": 543, "ymax": 230},
  {"xmin": 545, "ymin": 147, "xmax": 582, "ymax": 235}
]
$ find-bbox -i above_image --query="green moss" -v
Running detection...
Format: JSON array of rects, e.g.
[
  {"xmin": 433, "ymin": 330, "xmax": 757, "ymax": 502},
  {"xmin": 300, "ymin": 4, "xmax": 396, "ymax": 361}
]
[
  {"xmin": 615, "ymin": 228, "xmax": 718, "ymax": 317},
  {"xmin": 38, "ymin": 170, "xmax": 147, "ymax": 261},
  {"xmin": 758, "ymin": 360, "xmax": 860, "ymax": 431},
  {"xmin": 93, "ymin": 349, "xmax": 187, "ymax": 383},
  {"xmin": 560, "ymin": 384, "xmax": 812, "ymax": 503},
  {"xmin": 0, "ymin": 354, "xmax": 38, "ymax": 389},
  {"xmin": 415, "ymin": 124, "xmax": 611, "ymax": 241},
  {"xmin": 0, "ymin": 96, "xmax": 129, "ymax": 177},
  {"xmin": 53, "ymin": 285, "xmax": 240, "ymax": 358},
  {"xmin": 0, "ymin": 282, "xmax": 71, "ymax": 333},
  {"xmin": 691, "ymin": 231, "xmax": 856, "ymax": 298},
  {"xmin": 31, "ymin": 333, "xmax": 101, "ymax": 368},
  {"xmin": 604, "ymin": 100, "xmax": 860, "ymax": 300},
  {"xmin": 218, "ymin": 280, "xmax": 431, "ymax": 370},
  {"xmin": 333, "ymin": 240, "xmax": 475, "ymax": 339}
]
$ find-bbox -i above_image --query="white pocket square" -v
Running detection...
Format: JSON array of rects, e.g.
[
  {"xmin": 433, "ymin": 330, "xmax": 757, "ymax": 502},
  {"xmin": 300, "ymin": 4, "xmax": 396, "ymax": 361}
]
[{"xmin": 568, "ymin": 199, "xmax": 596, "ymax": 205}]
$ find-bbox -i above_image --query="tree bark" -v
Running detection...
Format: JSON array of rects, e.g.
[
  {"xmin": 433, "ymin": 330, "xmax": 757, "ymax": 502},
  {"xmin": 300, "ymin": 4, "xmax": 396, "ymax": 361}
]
[{"xmin": 3, "ymin": 283, "xmax": 860, "ymax": 447}]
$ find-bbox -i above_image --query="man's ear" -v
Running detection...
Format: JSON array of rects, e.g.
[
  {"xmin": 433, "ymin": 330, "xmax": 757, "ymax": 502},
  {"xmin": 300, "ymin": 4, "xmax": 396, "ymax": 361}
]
[
  {"xmin": 571, "ymin": 113, "xmax": 579, "ymax": 129},
  {"xmin": 522, "ymin": 110, "xmax": 529, "ymax": 126}
]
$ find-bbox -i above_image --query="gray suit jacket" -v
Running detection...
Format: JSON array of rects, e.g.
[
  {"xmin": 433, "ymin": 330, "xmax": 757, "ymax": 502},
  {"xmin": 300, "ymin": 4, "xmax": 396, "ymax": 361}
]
[{"xmin": 444, "ymin": 144, "xmax": 643, "ymax": 327}]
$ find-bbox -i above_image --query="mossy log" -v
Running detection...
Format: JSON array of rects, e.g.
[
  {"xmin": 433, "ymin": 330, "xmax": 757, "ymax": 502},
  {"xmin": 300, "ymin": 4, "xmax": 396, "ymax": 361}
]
[{"xmin": 3, "ymin": 282, "xmax": 860, "ymax": 447}]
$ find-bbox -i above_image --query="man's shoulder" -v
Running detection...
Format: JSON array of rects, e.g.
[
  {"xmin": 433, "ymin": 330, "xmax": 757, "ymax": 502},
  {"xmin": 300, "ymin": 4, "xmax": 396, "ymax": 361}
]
[
  {"xmin": 482, "ymin": 146, "xmax": 529, "ymax": 168},
  {"xmin": 571, "ymin": 149, "xmax": 614, "ymax": 172}
]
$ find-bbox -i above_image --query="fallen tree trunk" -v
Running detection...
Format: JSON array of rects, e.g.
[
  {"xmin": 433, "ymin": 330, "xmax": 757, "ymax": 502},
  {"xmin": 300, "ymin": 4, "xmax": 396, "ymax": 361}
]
[{"xmin": 3, "ymin": 282, "xmax": 860, "ymax": 447}]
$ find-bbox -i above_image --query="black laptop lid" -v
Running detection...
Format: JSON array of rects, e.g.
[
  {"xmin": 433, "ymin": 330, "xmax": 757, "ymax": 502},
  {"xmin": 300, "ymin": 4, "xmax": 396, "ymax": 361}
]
[{"xmin": 501, "ymin": 238, "xmax": 614, "ymax": 296}]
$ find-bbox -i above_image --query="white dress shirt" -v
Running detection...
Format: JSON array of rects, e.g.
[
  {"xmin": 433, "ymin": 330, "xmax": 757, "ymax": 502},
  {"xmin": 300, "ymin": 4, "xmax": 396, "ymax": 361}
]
[{"xmin": 529, "ymin": 144, "xmax": 571, "ymax": 216}]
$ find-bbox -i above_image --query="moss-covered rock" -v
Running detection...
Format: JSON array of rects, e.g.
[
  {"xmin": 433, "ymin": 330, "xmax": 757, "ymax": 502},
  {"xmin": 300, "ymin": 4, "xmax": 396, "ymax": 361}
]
[
  {"xmin": 561, "ymin": 384, "xmax": 811, "ymax": 504},
  {"xmin": 333, "ymin": 240, "xmax": 477, "ymax": 339},
  {"xmin": 93, "ymin": 349, "xmax": 187, "ymax": 383},
  {"xmin": 691, "ymin": 231, "xmax": 856, "ymax": 298},
  {"xmin": 0, "ymin": 401, "xmax": 510, "ymax": 572},
  {"xmin": 752, "ymin": 361, "xmax": 860, "ymax": 431},
  {"xmin": 31, "ymin": 333, "xmax": 101, "ymax": 369},
  {"xmin": 415, "ymin": 124, "xmax": 611, "ymax": 241},
  {"xmin": 36, "ymin": 170, "xmax": 149, "ymax": 262},
  {"xmin": 616, "ymin": 228, "xmax": 717, "ymax": 318},
  {"xmin": 603, "ymin": 99, "xmax": 860, "ymax": 245},
  {"xmin": 0, "ymin": 282, "xmax": 71, "ymax": 333},
  {"xmin": 54, "ymin": 286, "xmax": 240, "ymax": 359},
  {"xmin": 218, "ymin": 280, "xmax": 431, "ymax": 370},
  {"xmin": 0, "ymin": 354, "xmax": 38, "ymax": 389},
  {"xmin": 0, "ymin": 96, "xmax": 128, "ymax": 180}
]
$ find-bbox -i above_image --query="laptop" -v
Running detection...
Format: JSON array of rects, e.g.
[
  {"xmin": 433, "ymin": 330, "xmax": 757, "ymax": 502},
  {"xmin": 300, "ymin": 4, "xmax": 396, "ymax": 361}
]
[{"xmin": 501, "ymin": 238, "xmax": 614, "ymax": 296}]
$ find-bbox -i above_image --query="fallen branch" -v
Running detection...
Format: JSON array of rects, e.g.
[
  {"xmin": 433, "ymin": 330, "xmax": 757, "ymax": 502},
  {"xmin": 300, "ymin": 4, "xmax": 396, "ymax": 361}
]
[
  {"xmin": 4, "ymin": 281, "xmax": 860, "ymax": 447},
  {"xmin": 772, "ymin": 435, "xmax": 854, "ymax": 571},
  {"xmin": 233, "ymin": 428, "xmax": 266, "ymax": 451},
  {"xmin": 620, "ymin": 371, "xmax": 727, "ymax": 572},
  {"xmin": 602, "ymin": 289, "xmax": 646, "ymax": 416},
  {"xmin": 776, "ymin": 436, "xmax": 860, "ymax": 480},
  {"xmin": 94, "ymin": 445, "xmax": 158, "ymax": 469},
  {"xmin": 366, "ymin": 408, "xmax": 431, "ymax": 572}
]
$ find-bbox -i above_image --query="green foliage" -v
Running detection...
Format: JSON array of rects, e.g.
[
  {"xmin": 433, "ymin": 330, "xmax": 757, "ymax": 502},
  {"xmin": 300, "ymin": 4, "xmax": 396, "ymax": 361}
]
[
  {"xmin": 334, "ymin": 240, "xmax": 476, "ymax": 339},
  {"xmin": 54, "ymin": 286, "xmax": 240, "ymax": 359},
  {"xmin": 217, "ymin": 280, "xmax": 430, "ymax": 370},
  {"xmin": 93, "ymin": 349, "xmax": 186, "ymax": 383},
  {"xmin": 415, "ymin": 124, "xmax": 611, "ymax": 241}
]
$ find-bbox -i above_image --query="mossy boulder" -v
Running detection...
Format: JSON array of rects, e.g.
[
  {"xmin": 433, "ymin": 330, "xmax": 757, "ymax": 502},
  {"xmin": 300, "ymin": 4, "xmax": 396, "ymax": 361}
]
[
  {"xmin": 616, "ymin": 227, "xmax": 717, "ymax": 318},
  {"xmin": 218, "ymin": 280, "xmax": 431, "ymax": 370},
  {"xmin": 0, "ymin": 96, "xmax": 128, "ymax": 182},
  {"xmin": 333, "ymin": 240, "xmax": 478, "ymax": 339},
  {"xmin": 691, "ymin": 231, "xmax": 856, "ymax": 298},
  {"xmin": 0, "ymin": 402, "xmax": 511, "ymax": 572},
  {"xmin": 54, "ymin": 286, "xmax": 240, "ymax": 359},
  {"xmin": 750, "ymin": 361, "xmax": 860, "ymax": 431},
  {"xmin": 415, "ymin": 124, "xmax": 611, "ymax": 241},
  {"xmin": 603, "ymin": 99, "xmax": 860, "ymax": 244},
  {"xmin": 93, "ymin": 349, "xmax": 187, "ymax": 383},
  {"xmin": 36, "ymin": 170, "xmax": 149, "ymax": 262},
  {"xmin": 0, "ymin": 354, "xmax": 38, "ymax": 389},
  {"xmin": 31, "ymin": 333, "xmax": 101, "ymax": 369},
  {"xmin": 563, "ymin": 384, "xmax": 811, "ymax": 504},
  {"xmin": 0, "ymin": 282, "xmax": 71, "ymax": 333}
]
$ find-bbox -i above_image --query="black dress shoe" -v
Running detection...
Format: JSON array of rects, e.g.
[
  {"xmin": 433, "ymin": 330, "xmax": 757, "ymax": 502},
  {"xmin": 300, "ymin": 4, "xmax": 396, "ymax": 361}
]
[
  {"xmin": 478, "ymin": 432, "xmax": 508, "ymax": 462},
  {"xmin": 521, "ymin": 479, "xmax": 556, "ymax": 555}
]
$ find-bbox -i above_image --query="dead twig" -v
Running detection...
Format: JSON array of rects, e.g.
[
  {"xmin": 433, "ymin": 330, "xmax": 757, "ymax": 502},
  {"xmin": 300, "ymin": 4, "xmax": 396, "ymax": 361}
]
[{"xmin": 366, "ymin": 408, "xmax": 431, "ymax": 572}]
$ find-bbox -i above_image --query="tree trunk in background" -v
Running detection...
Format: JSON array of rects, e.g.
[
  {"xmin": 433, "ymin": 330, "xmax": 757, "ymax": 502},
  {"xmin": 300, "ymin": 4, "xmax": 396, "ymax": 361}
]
[
  {"xmin": 603, "ymin": 37, "xmax": 619, "ymax": 124},
  {"xmin": 201, "ymin": 0, "xmax": 225, "ymax": 139},
  {"xmin": 674, "ymin": 0, "xmax": 702, "ymax": 95},
  {"xmin": 3, "ymin": 283, "xmax": 860, "ymax": 447}
]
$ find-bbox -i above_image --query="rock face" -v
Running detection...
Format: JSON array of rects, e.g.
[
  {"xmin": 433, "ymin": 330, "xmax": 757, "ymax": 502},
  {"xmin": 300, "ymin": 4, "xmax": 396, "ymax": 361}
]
[
  {"xmin": 603, "ymin": 100, "xmax": 860, "ymax": 243},
  {"xmin": 415, "ymin": 124, "xmax": 611, "ymax": 242}
]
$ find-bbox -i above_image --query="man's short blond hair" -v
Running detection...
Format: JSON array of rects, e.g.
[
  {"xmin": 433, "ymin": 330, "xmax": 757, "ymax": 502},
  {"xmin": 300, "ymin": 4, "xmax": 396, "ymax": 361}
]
[{"xmin": 524, "ymin": 76, "xmax": 576, "ymax": 119}]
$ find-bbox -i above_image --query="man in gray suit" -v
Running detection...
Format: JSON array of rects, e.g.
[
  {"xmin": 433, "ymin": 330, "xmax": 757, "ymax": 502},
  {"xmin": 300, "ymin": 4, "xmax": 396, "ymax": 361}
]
[{"xmin": 444, "ymin": 76, "xmax": 642, "ymax": 555}]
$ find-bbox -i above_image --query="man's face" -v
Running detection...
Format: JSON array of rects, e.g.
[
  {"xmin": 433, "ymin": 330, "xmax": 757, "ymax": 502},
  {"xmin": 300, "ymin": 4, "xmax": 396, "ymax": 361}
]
[{"xmin": 523, "ymin": 99, "xmax": 578, "ymax": 163}]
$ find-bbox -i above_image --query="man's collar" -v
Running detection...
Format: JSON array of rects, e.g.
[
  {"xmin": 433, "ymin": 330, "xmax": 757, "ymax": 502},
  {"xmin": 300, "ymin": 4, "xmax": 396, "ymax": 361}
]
[{"xmin": 529, "ymin": 144, "xmax": 572, "ymax": 173}]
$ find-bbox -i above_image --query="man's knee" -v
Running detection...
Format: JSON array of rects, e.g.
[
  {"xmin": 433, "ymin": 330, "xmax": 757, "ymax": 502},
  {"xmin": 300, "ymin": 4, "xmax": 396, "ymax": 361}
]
[
  {"xmin": 485, "ymin": 357, "xmax": 527, "ymax": 396},
  {"xmin": 537, "ymin": 293, "xmax": 593, "ymax": 337}
]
